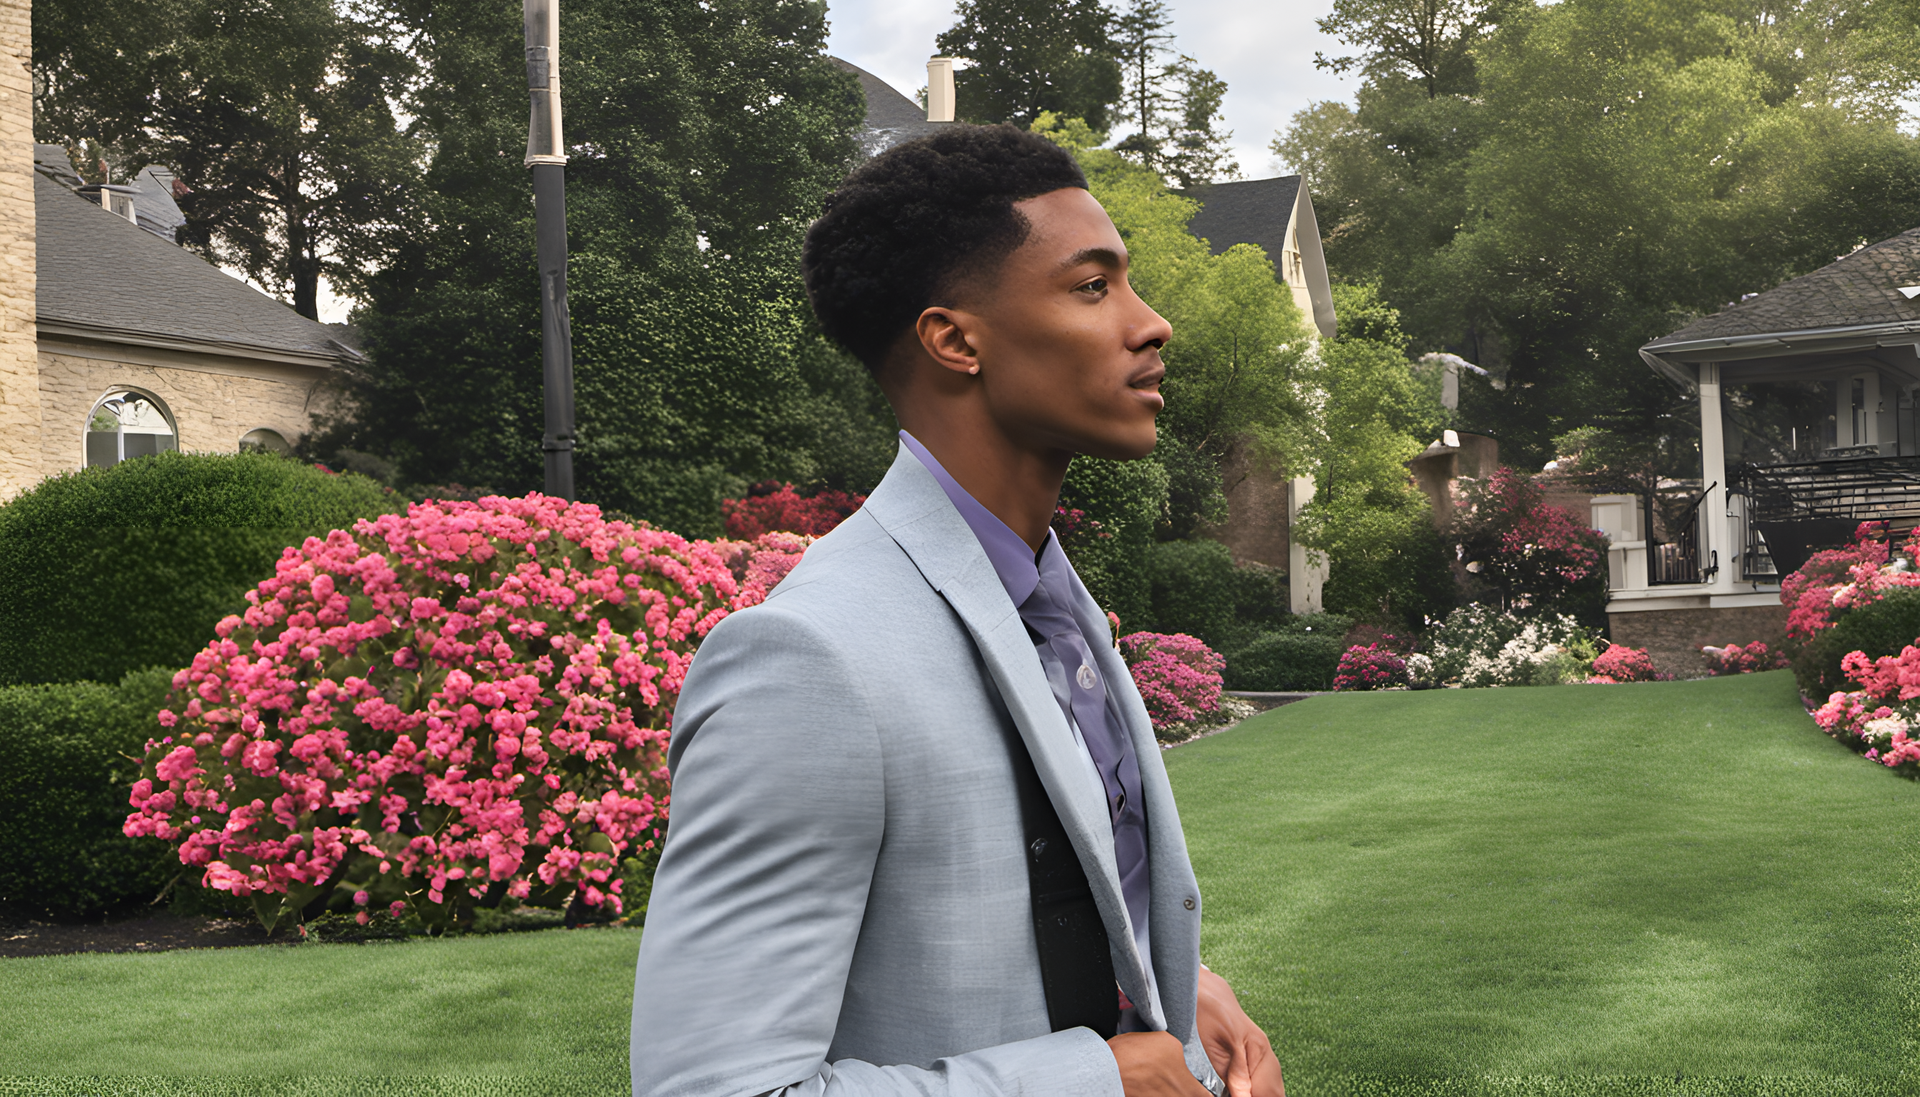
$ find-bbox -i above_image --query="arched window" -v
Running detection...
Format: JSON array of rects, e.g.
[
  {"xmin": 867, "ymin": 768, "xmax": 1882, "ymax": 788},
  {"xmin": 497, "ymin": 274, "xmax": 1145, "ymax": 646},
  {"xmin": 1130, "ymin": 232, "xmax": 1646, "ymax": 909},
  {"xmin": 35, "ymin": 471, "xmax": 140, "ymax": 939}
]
[
  {"xmin": 86, "ymin": 390, "xmax": 177, "ymax": 468},
  {"xmin": 239, "ymin": 427, "xmax": 292, "ymax": 455}
]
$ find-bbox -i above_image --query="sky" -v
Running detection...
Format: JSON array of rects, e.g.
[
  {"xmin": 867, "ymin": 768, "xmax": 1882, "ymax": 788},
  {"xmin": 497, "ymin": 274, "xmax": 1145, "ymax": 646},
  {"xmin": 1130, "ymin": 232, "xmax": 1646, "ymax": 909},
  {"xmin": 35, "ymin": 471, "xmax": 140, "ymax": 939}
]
[{"xmin": 824, "ymin": 0, "xmax": 1358, "ymax": 183}]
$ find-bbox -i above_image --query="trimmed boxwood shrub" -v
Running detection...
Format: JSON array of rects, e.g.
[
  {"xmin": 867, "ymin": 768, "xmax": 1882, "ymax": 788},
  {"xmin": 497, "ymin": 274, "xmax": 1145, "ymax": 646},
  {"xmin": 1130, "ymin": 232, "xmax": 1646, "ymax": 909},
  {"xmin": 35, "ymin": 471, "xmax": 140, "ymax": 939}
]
[
  {"xmin": 0, "ymin": 452, "xmax": 398, "ymax": 686},
  {"xmin": 1795, "ymin": 585, "xmax": 1920, "ymax": 699},
  {"xmin": 1224, "ymin": 613, "xmax": 1354, "ymax": 691},
  {"xmin": 1146, "ymin": 540, "xmax": 1290, "ymax": 655},
  {"xmin": 0, "ymin": 668, "xmax": 177, "ymax": 921}
]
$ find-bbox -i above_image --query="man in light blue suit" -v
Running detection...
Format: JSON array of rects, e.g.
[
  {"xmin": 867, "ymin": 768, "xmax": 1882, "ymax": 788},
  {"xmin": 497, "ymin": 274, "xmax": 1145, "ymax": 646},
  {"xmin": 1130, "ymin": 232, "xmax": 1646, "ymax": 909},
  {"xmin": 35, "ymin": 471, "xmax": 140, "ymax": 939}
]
[{"xmin": 632, "ymin": 125, "xmax": 1285, "ymax": 1097}]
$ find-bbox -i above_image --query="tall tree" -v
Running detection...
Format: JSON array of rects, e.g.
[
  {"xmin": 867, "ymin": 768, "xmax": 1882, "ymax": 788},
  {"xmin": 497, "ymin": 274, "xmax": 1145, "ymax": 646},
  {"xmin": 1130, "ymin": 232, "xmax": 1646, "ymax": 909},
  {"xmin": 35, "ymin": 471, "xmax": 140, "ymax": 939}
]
[
  {"xmin": 1109, "ymin": 3, "xmax": 1236, "ymax": 186},
  {"xmin": 1157, "ymin": 58, "xmax": 1236, "ymax": 188},
  {"xmin": 33, "ymin": 0, "xmax": 421, "ymax": 319},
  {"xmin": 1314, "ymin": 0, "xmax": 1508, "ymax": 99},
  {"xmin": 1113, "ymin": 0, "xmax": 1176, "ymax": 157},
  {"xmin": 935, "ymin": 0, "xmax": 1122, "ymax": 131},
  {"xmin": 321, "ymin": 0, "xmax": 888, "ymax": 536},
  {"xmin": 1280, "ymin": 0, "xmax": 1920, "ymax": 466}
]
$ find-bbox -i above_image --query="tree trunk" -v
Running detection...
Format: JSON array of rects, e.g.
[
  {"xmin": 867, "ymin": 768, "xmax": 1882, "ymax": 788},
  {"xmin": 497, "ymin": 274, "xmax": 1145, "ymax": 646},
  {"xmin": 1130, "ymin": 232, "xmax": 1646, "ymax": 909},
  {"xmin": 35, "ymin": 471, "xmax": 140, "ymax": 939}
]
[{"xmin": 285, "ymin": 152, "xmax": 320, "ymax": 320}]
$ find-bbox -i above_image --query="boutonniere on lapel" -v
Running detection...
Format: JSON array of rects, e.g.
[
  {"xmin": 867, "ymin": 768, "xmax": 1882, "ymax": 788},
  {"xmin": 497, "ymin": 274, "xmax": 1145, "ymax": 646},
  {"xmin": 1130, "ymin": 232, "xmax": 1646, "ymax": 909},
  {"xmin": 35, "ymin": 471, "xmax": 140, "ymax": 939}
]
[{"xmin": 1106, "ymin": 610, "xmax": 1122, "ymax": 651}]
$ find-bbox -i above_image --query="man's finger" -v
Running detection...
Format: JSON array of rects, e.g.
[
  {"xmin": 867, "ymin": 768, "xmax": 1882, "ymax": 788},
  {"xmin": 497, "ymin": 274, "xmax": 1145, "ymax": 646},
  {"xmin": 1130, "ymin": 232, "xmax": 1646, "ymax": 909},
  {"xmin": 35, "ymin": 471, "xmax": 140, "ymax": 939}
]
[{"xmin": 1225, "ymin": 1035, "xmax": 1254, "ymax": 1097}]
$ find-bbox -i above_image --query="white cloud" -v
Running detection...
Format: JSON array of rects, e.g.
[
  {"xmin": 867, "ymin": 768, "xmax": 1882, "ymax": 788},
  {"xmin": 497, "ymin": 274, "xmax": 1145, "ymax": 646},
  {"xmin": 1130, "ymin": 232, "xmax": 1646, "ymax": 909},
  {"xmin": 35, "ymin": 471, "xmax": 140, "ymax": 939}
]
[{"xmin": 824, "ymin": 0, "xmax": 1357, "ymax": 180}]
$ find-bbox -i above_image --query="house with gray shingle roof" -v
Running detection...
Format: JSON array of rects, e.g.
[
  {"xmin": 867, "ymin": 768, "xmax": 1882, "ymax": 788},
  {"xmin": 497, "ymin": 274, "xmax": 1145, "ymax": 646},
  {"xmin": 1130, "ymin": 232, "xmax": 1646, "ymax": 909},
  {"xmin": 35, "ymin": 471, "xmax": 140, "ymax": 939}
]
[
  {"xmin": 0, "ymin": 142, "xmax": 360, "ymax": 496},
  {"xmin": 1593, "ymin": 229, "xmax": 1920, "ymax": 655}
]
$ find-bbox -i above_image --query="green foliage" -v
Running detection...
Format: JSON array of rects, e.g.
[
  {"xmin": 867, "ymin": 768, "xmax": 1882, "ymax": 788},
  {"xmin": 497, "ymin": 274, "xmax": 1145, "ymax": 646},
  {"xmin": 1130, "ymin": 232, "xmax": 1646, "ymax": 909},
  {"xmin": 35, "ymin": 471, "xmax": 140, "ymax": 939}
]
[
  {"xmin": 936, "ymin": 0, "xmax": 1123, "ymax": 131},
  {"xmin": 0, "ymin": 668, "xmax": 176, "ymax": 921},
  {"xmin": 1144, "ymin": 540, "xmax": 1290, "ymax": 655},
  {"xmin": 324, "ymin": 0, "xmax": 886, "ymax": 536},
  {"xmin": 1224, "ymin": 614, "xmax": 1354, "ymax": 691},
  {"xmin": 1295, "ymin": 284, "xmax": 1453, "ymax": 630},
  {"xmin": 1795, "ymin": 586, "xmax": 1920, "ymax": 699},
  {"xmin": 0, "ymin": 452, "xmax": 398, "ymax": 686},
  {"xmin": 33, "ymin": 0, "xmax": 421, "ymax": 317},
  {"xmin": 1058, "ymin": 454, "xmax": 1169, "ymax": 631},
  {"xmin": 1278, "ymin": 0, "xmax": 1920, "ymax": 468}
]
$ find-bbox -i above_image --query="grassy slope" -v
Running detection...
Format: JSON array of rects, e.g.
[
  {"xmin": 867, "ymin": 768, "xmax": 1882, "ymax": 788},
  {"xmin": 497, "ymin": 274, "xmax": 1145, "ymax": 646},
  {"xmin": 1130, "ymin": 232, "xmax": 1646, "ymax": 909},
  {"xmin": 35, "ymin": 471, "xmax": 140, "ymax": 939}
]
[
  {"xmin": 1166, "ymin": 671, "xmax": 1918, "ymax": 1095},
  {"xmin": 0, "ymin": 929, "xmax": 638, "ymax": 1095}
]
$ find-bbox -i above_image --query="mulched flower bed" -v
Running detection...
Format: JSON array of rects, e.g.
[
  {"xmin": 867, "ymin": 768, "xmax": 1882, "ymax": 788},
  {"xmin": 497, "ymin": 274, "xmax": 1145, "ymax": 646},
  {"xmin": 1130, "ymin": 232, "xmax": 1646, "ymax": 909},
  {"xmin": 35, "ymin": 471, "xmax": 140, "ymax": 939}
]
[{"xmin": 0, "ymin": 912, "xmax": 277, "ymax": 959}]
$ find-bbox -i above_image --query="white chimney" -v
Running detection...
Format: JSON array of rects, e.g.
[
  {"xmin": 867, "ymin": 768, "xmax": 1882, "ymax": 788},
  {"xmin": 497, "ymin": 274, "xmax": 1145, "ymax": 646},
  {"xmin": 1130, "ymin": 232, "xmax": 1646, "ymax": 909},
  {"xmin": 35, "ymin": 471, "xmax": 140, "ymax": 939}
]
[{"xmin": 927, "ymin": 57, "xmax": 956, "ymax": 123}]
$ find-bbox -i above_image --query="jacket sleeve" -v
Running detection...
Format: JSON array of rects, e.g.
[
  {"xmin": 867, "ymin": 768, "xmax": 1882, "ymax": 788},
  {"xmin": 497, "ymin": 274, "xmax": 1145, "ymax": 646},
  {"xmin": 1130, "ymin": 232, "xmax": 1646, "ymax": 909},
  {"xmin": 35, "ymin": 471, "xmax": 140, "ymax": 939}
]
[{"xmin": 631, "ymin": 604, "xmax": 1122, "ymax": 1097}]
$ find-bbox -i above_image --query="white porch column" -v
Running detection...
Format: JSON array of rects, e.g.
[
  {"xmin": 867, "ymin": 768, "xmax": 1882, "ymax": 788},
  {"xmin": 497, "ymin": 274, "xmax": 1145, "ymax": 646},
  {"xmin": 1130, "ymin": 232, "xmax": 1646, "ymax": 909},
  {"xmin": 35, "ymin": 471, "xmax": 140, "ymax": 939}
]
[
  {"xmin": 1698, "ymin": 363, "xmax": 1736, "ymax": 591},
  {"xmin": 1287, "ymin": 476, "xmax": 1326, "ymax": 613}
]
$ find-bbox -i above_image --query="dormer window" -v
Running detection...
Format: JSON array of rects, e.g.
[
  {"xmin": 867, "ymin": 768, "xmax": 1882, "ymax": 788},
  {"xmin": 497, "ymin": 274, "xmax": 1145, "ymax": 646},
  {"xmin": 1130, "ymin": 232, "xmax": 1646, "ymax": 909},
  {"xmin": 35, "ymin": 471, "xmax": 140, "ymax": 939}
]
[
  {"xmin": 76, "ymin": 183, "xmax": 140, "ymax": 224},
  {"xmin": 86, "ymin": 390, "xmax": 178, "ymax": 468}
]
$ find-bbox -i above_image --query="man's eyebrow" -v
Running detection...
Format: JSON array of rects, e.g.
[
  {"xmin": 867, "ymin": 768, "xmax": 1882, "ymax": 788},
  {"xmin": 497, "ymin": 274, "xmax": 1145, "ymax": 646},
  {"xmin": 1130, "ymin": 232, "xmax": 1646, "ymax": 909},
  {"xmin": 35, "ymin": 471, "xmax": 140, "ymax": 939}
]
[{"xmin": 1057, "ymin": 246, "xmax": 1125, "ymax": 272}]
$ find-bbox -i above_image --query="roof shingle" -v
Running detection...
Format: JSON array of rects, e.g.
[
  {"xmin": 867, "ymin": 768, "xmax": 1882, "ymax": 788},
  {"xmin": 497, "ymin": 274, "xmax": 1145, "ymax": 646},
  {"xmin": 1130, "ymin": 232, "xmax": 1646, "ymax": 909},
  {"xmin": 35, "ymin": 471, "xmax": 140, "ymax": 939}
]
[
  {"xmin": 35, "ymin": 172, "xmax": 353, "ymax": 364},
  {"xmin": 1647, "ymin": 228, "xmax": 1920, "ymax": 347}
]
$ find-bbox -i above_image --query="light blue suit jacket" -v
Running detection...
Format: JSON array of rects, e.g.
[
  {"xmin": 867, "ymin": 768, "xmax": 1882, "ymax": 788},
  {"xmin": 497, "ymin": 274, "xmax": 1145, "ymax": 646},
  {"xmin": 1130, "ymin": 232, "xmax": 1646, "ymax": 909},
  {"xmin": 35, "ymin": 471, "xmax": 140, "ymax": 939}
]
[{"xmin": 631, "ymin": 446, "xmax": 1219, "ymax": 1096}]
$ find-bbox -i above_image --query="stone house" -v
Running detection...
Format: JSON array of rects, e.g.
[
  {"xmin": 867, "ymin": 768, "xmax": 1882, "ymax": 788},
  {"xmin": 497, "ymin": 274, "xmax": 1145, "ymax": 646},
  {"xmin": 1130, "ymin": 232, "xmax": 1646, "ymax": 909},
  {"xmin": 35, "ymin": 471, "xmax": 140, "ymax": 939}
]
[
  {"xmin": 0, "ymin": 0, "xmax": 359, "ymax": 499},
  {"xmin": 1598, "ymin": 227, "xmax": 1920, "ymax": 670}
]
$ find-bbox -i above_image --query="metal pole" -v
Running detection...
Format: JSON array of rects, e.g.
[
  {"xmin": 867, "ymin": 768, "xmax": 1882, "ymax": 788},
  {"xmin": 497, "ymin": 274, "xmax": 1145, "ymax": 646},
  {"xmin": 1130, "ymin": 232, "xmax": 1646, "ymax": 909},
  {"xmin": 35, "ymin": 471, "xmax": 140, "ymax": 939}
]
[{"xmin": 525, "ymin": 0, "xmax": 574, "ymax": 500}]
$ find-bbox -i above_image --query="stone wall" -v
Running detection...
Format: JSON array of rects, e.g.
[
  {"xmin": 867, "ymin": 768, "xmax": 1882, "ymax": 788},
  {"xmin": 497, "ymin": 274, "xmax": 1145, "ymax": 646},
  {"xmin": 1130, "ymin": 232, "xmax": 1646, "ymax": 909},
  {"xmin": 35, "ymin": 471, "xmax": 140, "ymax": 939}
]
[
  {"xmin": 0, "ymin": 0, "xmax": 35, "ymax": 497},
  {"xmin": 1607, "ymin": 604, "xmax": 1790, "ymax": 679},
  {"xmin": 37, "ymin": 342, "xmax": 327, "ymax": 475}
]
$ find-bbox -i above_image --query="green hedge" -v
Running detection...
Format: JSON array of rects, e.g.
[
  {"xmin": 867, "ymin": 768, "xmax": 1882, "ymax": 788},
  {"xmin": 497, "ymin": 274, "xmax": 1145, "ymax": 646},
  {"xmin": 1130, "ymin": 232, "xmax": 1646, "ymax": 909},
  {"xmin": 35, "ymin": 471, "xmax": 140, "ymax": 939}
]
[
  {"xmin": 1144, "ymin": 539, "xmax": 1290, "ymax": 653},
  {"xmin": 0, "ymin": 668, "xmax": 178, "ymax": 921},
  {"xmin": 0, "ymin": 452, "xmax": 398, "ymax": 686},
  {"xmin": 1224, "ymin": 614, "xmax": 1354, "ymax": 691},
  {"xmin": 1794, "ymin": 585, "xmax": 1920, "ymax": 698}
]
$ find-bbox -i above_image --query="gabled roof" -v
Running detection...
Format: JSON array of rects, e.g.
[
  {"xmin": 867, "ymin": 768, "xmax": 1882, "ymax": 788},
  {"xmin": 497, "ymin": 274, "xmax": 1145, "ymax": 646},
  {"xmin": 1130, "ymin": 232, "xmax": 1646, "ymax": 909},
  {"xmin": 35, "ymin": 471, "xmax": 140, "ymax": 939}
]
[
  {"xmin": 831, "ymin": 58, "xmax": 950, "ymax": 157},
  {"xmin": 35, "ymin": 169, "xmax": 356, "ymax": 367},
  {"xmin": 1640, "ymin": 228, "xmax": 1920, "ymax": 385},
  {"xmin": 1646, "ymin": 229, "xmax": 1920, "ymax": 348},
  {"xmin": 1183, "ymin": 175, "xmax": 1337, "ymax": 339},
  {"xmin": 1185, "ymin": 176, "xmax": 1300, "ymax": 266}
]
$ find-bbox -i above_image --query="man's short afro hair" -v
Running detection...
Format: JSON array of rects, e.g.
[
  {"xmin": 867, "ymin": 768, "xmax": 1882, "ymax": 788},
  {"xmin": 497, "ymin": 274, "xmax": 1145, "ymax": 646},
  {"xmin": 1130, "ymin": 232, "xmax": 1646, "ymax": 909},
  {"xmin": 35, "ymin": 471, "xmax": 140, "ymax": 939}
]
[{"xmin": 802, "ymin": 124, "xmax": 1089, "ymax": 372}]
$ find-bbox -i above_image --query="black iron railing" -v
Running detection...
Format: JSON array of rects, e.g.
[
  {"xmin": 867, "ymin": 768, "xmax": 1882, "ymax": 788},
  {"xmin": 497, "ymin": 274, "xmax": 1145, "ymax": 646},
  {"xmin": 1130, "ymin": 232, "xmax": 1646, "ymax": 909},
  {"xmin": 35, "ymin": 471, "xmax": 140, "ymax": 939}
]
[
  {"xmin": 1645, "ymin": 485, "xmax": 1712, "ymax": 586},
  {"xmin": 1732, "ymin": 456, "xmax": 1920, "ymax": 577}
]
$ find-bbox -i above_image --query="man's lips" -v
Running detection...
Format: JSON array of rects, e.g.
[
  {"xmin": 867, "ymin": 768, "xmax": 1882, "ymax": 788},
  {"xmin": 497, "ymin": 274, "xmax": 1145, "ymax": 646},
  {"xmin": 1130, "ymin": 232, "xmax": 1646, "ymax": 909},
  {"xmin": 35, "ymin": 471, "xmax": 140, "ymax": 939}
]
[{"xmin": 1129, "ymin": 361, "xmax": 1166, "ymax": 408}]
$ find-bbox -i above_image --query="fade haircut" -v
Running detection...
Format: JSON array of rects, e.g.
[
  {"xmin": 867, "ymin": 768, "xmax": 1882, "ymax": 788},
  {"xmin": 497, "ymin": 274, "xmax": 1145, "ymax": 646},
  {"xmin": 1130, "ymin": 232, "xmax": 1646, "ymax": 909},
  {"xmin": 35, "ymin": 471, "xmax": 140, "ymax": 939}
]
[{"xmin": 802, "ymin": 124, "xmax": 1089, "ymax": 373}]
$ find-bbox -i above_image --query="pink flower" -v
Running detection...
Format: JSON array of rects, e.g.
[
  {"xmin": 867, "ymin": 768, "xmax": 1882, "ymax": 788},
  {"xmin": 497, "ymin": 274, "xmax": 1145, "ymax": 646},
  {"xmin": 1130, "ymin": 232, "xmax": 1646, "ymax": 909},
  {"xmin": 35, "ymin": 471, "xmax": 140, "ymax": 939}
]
[{"xmin": 121, "ymin": 493, "xmax": 762, "ymax": 932}]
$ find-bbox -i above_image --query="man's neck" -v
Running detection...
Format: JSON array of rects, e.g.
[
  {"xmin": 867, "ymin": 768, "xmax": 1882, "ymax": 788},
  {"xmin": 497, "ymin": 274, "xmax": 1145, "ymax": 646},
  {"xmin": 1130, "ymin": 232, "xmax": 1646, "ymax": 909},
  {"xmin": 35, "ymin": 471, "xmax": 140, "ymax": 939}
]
[{"xmin": 899, "ymin": 419, "xmax": 1069, "ymax": 553}]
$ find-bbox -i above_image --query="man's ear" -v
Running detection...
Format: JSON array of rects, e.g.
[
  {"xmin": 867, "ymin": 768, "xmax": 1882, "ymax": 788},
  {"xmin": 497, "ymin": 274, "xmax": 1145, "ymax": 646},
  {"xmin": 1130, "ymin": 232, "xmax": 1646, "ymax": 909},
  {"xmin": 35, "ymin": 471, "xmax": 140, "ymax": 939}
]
[{"xmin": 915, "ymin": 307, "xmax": 983, "ymax": 377}]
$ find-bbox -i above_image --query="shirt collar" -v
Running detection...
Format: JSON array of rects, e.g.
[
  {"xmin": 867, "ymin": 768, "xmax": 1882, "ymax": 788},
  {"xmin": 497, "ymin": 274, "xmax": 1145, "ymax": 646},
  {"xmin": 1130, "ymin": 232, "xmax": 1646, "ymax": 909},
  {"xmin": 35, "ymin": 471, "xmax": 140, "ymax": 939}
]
[{"xmin": 898, "ymin": 429, "xmax": 1051, "ymax": 608}]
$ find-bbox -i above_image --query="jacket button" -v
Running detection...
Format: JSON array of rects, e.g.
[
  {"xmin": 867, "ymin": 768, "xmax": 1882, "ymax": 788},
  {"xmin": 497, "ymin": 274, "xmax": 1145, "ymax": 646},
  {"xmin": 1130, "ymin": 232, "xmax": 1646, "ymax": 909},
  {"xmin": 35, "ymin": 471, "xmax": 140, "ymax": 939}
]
[{"xmin": 1183, "ymin": 897, "xmax": 1196, "ymax": 910}]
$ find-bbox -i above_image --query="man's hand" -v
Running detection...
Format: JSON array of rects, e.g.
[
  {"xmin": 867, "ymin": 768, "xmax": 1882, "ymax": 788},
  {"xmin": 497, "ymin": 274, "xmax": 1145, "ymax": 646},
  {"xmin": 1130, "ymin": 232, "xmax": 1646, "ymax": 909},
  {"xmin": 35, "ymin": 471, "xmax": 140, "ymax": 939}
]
[
  {"xmin": 1108, "ymin": 1031, "xmax": 1214, "ymax": 1097},
  {"xmin": 1195, "ymin": 967, "xmax": 1285, "ymax": 1097}
]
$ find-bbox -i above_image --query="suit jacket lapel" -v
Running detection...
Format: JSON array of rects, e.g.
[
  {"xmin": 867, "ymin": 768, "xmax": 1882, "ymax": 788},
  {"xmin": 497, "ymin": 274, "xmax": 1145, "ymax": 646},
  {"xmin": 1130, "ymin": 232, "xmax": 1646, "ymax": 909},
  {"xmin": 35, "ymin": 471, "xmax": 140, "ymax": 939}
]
[{"xmin": 861, "ymin": 447, "xmax": 1156, "ymax": 1015}]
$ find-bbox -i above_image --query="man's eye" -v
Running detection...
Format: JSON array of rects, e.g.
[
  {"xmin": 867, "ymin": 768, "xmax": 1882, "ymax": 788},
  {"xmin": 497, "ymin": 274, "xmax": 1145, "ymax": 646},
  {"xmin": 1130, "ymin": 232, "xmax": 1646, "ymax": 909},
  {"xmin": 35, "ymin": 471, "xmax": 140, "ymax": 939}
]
[{"xmin": 1078, "ymin": 277, "xmax": 1109, "ymax": 295}]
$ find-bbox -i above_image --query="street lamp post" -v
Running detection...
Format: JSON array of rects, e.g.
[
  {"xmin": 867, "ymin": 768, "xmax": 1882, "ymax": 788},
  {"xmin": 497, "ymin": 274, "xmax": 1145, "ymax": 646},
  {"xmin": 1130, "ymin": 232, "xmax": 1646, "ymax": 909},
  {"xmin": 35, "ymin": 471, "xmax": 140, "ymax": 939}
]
[{"xmin": 524, "ymin": 0, "xmax": 575, "ymax": 500}]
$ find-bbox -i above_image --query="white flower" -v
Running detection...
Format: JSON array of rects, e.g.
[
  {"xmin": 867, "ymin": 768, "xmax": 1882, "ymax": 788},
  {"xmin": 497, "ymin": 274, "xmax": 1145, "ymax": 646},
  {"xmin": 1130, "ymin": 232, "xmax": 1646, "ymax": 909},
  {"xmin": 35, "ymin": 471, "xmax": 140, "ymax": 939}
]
[{"xmin": 1863, "ymin": 716, "xmax": 1908, "ymax": 744}]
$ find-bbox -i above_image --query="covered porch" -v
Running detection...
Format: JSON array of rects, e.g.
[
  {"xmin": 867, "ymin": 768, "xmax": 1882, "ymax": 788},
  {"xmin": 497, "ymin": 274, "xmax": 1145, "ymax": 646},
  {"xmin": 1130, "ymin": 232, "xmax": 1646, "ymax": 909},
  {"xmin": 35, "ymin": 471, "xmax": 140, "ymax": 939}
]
[{"xmin": 1595, "ymin": 227, "xmax": 1920, "ymax": 665}]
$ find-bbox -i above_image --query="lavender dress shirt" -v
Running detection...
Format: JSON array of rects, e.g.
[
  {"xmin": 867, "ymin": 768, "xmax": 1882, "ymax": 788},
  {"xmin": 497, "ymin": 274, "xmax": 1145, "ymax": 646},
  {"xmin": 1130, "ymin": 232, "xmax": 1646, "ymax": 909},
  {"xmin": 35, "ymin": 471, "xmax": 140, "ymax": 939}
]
[{"xmin": 898, "ymin": 431, "xmax": 1157, "ymax": 1028}]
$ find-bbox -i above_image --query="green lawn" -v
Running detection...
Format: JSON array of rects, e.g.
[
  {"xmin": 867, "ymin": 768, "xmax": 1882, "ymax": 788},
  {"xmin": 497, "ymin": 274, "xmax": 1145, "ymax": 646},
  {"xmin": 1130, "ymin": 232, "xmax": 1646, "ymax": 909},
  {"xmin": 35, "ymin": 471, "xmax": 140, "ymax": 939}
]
[
  {"xmin": 2, "ymin": 671, "xmax": 1913, "ymax": 1096},
  {"xmin": 1169, "ymin": 671, "xmax": 1918, "ymax": 1096},
  {"xmin": 0, "ymin": 929, "xmax": 637, "ymax": 1095}
]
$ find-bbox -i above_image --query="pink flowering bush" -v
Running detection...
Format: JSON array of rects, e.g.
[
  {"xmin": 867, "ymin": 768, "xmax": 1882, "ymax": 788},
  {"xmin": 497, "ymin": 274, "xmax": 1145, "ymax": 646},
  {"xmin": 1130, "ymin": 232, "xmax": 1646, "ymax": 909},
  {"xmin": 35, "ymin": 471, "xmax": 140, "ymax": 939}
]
[
  {"xmin": 1780, "ymin": 523, "xmax": 1910, "ymax": 642},
  {"xmin": 1809, "ymin": 644, "xmax": 1920, "ymax": 776},
  {"xmin": 123, "ymin": 494, "xmax": 808, "ymax": 933},
  {"xmin": 1452, "ymin": 467, "xmax": 1609, "ymax": 618},
  {"xmin": 1332, "ymin": 644, "xmax": 1408, "ymax": 691},
  {"xmin": 1119, "ymin": 632, "xmax": 1224, "ymax": 740},
  {"xmin": 1586, "ymin": 643, "xmax": 1661, "ymax": 684},
  {"xmin": 1701, "ymin": 641, "xmax": 1790, "ymax": 675},
  {"xmin": 722, "ymin": 482, "xmax": 864, "ymax": 538}
]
